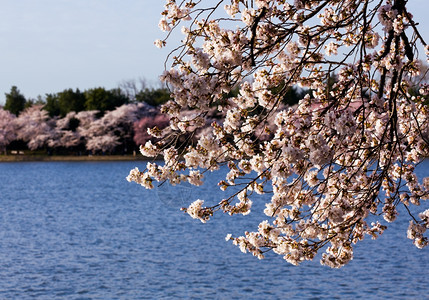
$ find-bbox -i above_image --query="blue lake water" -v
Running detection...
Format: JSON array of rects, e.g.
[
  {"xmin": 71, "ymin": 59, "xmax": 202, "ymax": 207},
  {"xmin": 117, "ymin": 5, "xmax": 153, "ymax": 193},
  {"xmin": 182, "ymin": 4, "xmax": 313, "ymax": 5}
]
[{"xmin": 0, "ymin": 160, "xmax": 428, "ymax": 299}]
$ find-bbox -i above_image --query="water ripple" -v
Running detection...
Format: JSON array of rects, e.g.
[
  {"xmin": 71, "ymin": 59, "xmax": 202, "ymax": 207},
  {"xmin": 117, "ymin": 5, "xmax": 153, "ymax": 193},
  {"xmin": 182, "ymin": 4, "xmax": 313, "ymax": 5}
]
[{"xmin": 0, "ymin": 161, "xmax": 427, "ymax": 299}]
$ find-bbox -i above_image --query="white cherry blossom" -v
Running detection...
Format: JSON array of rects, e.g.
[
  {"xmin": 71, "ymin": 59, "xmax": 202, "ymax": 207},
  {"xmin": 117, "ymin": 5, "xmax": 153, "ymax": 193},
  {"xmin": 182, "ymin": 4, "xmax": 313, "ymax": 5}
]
[{"xmin": 129, "ymin": 0, "xmax": 429, "ymax": 268}]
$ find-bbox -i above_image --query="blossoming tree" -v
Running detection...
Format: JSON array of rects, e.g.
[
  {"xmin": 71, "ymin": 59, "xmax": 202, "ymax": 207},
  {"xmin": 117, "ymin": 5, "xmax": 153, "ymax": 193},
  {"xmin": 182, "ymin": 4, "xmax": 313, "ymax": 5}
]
[
  {"xmin": 127, "ymin": 0, "xmax": 429, "ymax": 268},
  {"xmin": 0, "ymin": 108, "xmax": 17, "ymax": 154},
  {"xmin": 133, "ymin": 113, "xmax": 170, "ymax": 146},
  {"xmin": 75, "ymin": 103, "xmax": 153, "ymax": 154},
  {"xmin": 14, "ymin": 105, "xmax": 56, "ymax": 151}
]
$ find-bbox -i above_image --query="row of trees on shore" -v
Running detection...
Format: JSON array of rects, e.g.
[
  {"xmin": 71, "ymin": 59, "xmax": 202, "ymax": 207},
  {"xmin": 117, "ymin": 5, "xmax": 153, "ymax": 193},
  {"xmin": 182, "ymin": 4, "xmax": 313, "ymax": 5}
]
[
  {"xmin": 2, "ymin": 80, "xmax": 171, "ymax": 117},
  {"xmin": 0, "ymin": 81, "xmax": 173, "ymax": 155},
  {"xmin": 0, "ymin": 79, "xmax": 310, "ymax": 155},
  {"xmin": 1, "ymin": 72, "xmax": 427, "ymax": 156},
  {"xmin": 0, "ymin": 102, "xmax": 161, "ymax": 155}
]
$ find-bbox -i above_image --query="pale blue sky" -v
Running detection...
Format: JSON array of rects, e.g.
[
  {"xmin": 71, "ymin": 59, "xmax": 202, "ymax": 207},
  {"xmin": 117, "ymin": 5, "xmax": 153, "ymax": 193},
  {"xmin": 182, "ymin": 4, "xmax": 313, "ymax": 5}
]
[
  {"xmin": 0, "ymin": 0, "xmax": 428, "ymax": 103},
  {"xmin": 0, "ymin": 0, "xmax": 171, "ymax": 103}
]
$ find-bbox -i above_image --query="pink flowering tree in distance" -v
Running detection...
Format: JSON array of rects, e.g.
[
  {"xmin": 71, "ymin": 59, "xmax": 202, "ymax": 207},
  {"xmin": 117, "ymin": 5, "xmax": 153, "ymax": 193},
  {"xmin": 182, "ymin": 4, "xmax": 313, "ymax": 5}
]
[
  {"xmin": 15, "ymin": 105, "xmax": 56, "ymax": 151},
  {"xmin": 50, "ymin": 112, "xmax": 82, "ymax": 150},
  {"xmin": 0, "ymin": 108, "xmax": 17, "ymax": 154},
  {"xmin": 127, "ymin": 0, "xmax": 429, "ymax": 268},
  {"xmin": 83, "ymin": 103, "xmax": 148, "ymax": 154},
  {"xmin": 133, "ymin": 113, "xmax": 170, "ymax": 146}
]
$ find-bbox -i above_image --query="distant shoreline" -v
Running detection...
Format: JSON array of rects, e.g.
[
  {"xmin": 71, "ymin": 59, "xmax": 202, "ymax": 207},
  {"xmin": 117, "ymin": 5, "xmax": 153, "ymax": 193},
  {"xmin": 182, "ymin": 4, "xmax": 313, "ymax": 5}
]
[{"xmin": 0, "ymin": 154, "xmax": 149, "ymax": 162}]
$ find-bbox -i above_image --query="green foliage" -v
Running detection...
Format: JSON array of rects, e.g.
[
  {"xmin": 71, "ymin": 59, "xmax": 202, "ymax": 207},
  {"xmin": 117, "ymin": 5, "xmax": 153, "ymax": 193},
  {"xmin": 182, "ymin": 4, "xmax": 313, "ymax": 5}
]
[
  {"xmin": 43, "ymin": 87, "xmax": 129, "ymax": 117},
  {"xmin": 58, "ymin": 89, "xmax": 86, "ymax": 117},
  {"xmin": 4, "ymin": 86, "xmax": 26, "ymax": 115},
  {"xmin": 43, "ymin": 94, "xmax": 61, "ymax": 117},
  {"xmin": 7, "ymin": 81, "xmax": 173, "ymax": 117},
  {"xmin": 135, "ymin": 88, "xmax": 170, "ymax": 106},
  {"xmin": 84, "ymin": 87, "xmax": 128, "ymax": 114},
  {"xmin": 24, "ymin": 95, "xmax": 45, "ymax": 110},
  {"xmin": 43, "ymin": 89, "xmax": 86, "ymax": 117}
]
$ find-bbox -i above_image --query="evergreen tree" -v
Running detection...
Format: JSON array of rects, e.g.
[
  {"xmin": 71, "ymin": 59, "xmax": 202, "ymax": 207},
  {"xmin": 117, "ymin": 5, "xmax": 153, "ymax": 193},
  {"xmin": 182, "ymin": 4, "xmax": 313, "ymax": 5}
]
[
  {"xmin": 4, "ymin": 86, "xmax": 26, "ymax": 116},
  {"xmin": 84, "ymin": 87, "xmax": 128, "ymax": 115},
  {"xmin": 135, "ymin": 88, "xmax": 170, "ymax": 106},
  {"xmin": 57, "ymin": 89, "xmax": 86, "ymax": 117}
]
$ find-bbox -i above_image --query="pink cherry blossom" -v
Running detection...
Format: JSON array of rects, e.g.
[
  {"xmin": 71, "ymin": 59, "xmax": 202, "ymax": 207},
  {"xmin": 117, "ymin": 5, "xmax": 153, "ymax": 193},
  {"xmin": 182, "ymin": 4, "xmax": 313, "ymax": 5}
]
[{"xmin": 0, "ymin": 108, "xmax": 17, "ymax": 153}]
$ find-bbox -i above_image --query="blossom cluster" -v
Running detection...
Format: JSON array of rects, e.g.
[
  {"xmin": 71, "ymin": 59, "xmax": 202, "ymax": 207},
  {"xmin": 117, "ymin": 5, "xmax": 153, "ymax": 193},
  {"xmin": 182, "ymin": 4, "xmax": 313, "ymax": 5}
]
[{"xmin": 128, "ymin": 0, "xmax": 429, "ymax": 268}]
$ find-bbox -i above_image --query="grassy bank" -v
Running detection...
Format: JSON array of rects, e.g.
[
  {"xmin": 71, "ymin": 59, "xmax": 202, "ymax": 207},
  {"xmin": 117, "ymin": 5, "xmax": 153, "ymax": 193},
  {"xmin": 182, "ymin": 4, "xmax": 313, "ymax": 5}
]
[{"xmin": 0, "ymin": 154, "xmax": 148, "ymax": 162}]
